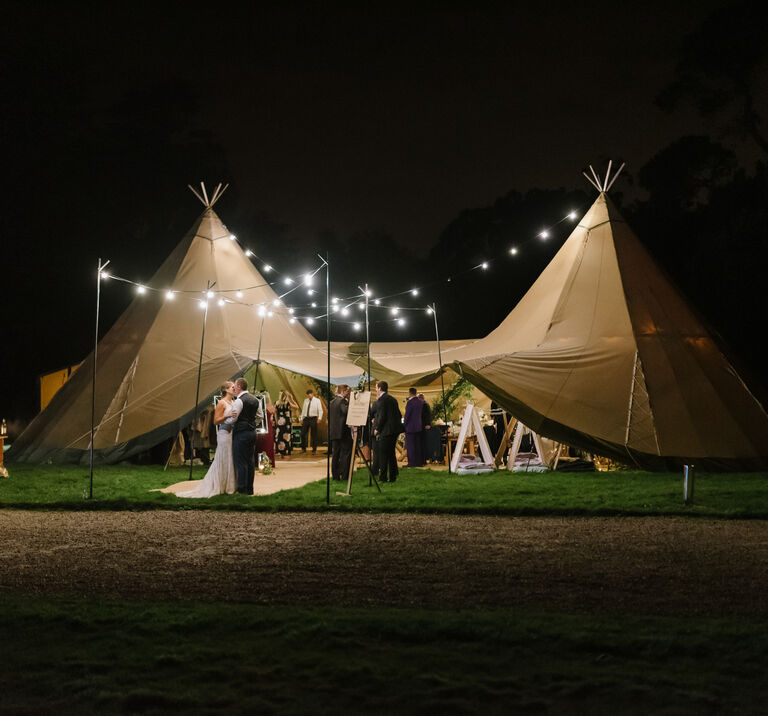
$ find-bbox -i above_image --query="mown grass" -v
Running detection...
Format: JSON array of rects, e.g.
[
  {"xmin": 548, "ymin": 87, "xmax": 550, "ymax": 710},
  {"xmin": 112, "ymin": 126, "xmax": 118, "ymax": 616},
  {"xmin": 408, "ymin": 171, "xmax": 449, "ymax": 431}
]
[
  {"xmin": 1, "ymin": 463, "xmax": 767, "ymax": 517},
  {"xmin": 0, "ymin": 596, "xmax": 765, "ymax": 715}
]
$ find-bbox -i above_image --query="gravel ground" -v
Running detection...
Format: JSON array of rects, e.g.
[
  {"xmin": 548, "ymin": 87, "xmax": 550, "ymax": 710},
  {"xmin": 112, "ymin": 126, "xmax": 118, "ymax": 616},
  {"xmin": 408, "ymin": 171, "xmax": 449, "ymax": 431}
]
[{"xmin": 1, "ymin": 511, "xmax": 767, "ymax": 615}]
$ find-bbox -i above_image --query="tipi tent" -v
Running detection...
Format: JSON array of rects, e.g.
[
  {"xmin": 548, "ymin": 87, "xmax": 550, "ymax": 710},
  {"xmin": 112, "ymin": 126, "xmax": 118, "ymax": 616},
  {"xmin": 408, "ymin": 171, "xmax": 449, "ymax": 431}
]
[
  {"xmin": 12, "ymin": 175, "xmax": 768, "ymax": 470},
  {"xmin": 357, "ymin": 189, "xmax": 768, "ymax": 470},
  {"xmin": 10, "ymin": 190, "xmax": 361, "ymax": 464}
]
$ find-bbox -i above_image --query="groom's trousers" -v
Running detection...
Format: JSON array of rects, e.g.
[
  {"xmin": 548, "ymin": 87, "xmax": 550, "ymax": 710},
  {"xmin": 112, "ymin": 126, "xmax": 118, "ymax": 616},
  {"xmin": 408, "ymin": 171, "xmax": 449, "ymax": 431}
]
[{"xmin": 233, "ymin": 429, "xmax": 256, "ymax": 494}]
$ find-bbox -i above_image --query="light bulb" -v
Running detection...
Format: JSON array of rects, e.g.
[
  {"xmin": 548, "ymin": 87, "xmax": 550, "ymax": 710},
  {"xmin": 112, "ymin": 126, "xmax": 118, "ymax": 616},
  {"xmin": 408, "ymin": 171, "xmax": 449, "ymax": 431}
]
[
  {"xmin": 397, "ymin": 318, "xmax": 405, "ymax": 326},
  {"xmin": 137, "ymin": 285, "xmax": 146, "ymax": 294},
  {"xmin": 568, "ymin": 211, "xmax": 577, "ymax": 220},
  {"xmin": 199, "ymin": 300, "xmax": 207, "ymax": 309},
  {"xmin": 272, "ymin": 299, "xmax": 280, "ymax": 306},
  {"xmin": 304, "ymin": 273, "xmax": 312, "ymax": 286},
  {"xmin": 353, "ymin": 322, "xmax": 361, "ymax": 330},
  {"xmin": 245, "ymin": 250, "xmax": 253, "ymax": 257},
  {"xmin": 218, "ymin": 299, "xmax": 225, "ymax": 306},
  {"xmin": 311, "ymin": 302, "xmax": 317, "ymax": 308},
  {"xmin": 289, "ymin": 317, "xmax": 296, "ymax": 324},
  {"xmin": 358, "ymin": 303, "xmax": 365, "ymax": 311},
  {"xmin": 374, "ymin": 299, "xmax": 380, "ymax": 305},
  {"xmin": 307, "ymin": 318, "xmax": 314, "ymax": 325},
  {"xmin": 166, "ymin": 291, "xmax": 175, "ymax": 300},
  {"xmin": 341, "ymin": 307, "xmax": 349, "ymax": 316},
  {"xmin": 263, "ymin": 264, "xmax": 272, "ymax": 273},
  {"xmin": 509, "ymin": 247, "xmax": 518, "ymax": 255},
  {"xmin": 207, "ymin": 290, "xmax": 214, "ymax": 298},
  {"xmin": 100, "ymin": 272, "xmax": 109, "ymax": 280},
  {"xmin": 229, "ymin": 234, "xmax": 236, "ymax": 241},
  {"xmin": 236, "ymin": 291, "xmax": 243, "ymax": 298},
  {"xmin": 411, "ymin": 289, "xmax": 419, "ymax": 296},
  {"xmin": 481, "ymin": 262, "xmax": 488, "ymax": 269},
  {"xmin": 284, "ymin": 277, "xmax": 293, "ymax": 285},
  {"xmin": 539, "ymin": 230, "xmax": 549, "ymax": 239}
]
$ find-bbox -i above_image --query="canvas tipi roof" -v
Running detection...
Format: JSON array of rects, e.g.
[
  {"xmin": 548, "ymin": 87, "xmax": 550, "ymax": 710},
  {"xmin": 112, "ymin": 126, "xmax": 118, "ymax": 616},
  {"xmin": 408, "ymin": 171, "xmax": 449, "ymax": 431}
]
[
  {"xmin": 12, "ymin": 181, "xmax": 768, "ymax": 470},
  {"xmin": 10, "ymin": 202, "xmax": 361, "ymax": 464},
  {"xmin": 362, "ymin": 192, "xmax": 768, "ymax": 470}
]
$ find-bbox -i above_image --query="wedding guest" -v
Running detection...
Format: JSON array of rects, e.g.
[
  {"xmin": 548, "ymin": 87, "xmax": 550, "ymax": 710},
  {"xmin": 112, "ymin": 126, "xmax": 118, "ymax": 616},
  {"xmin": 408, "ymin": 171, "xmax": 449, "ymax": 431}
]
[
  {"xmin": 300, "ymin": 388, "xmax": 324, "ymax": 454},
  {"xmin": 403, "ymin": 387, "xmax": 424, "ymax": 467}
]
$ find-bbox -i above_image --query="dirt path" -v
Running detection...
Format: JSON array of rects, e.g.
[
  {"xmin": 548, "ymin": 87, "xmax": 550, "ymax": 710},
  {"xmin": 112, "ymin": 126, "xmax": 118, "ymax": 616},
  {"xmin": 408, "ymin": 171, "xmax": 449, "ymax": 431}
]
[{"xmin": 1, "ymin": 511, "xmax": 766, "ymax": 615}]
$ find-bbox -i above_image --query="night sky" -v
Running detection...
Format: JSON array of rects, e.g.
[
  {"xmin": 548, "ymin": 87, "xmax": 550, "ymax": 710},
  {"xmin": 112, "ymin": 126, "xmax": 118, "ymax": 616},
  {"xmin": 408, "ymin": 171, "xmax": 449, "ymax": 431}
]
[{"xmin": 2, "ymin": 1, "xmax": 765, "ymax": 429}]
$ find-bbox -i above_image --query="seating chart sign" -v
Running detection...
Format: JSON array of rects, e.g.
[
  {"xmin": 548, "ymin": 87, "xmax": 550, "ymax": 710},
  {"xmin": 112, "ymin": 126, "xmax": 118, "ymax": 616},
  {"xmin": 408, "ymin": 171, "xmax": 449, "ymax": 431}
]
[{"xmin": 346, "ymin": 391, "xmax": 371, "ymax": 426}]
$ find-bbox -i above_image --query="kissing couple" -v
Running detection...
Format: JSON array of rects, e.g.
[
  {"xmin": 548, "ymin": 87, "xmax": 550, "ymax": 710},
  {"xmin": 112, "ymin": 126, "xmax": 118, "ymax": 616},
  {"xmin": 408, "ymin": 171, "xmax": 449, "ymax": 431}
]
[{"xmin": 178, "ymin": 377, "xmax": 263, "ymax": 498}]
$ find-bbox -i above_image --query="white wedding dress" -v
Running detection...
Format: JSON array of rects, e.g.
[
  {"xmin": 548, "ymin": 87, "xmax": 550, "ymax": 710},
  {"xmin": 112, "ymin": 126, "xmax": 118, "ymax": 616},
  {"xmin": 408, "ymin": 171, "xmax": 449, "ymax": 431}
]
[{"xmin": 178, "ymin": 401, "xmax": 237, "ymax": 498}]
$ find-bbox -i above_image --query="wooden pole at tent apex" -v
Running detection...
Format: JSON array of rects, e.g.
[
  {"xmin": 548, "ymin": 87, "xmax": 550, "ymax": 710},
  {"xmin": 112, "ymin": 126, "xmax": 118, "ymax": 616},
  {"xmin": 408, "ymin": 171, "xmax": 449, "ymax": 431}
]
[
  {"xmin": 89, "ymin": 257, "xmax": 109, "ymax": 498},
  {"xmin": 187, "ymin": 182, "xmax": 229, "ymax": 208},
  {"xmin": 190, "ymin": 279, "xmax": 214, "ymax": 481}
]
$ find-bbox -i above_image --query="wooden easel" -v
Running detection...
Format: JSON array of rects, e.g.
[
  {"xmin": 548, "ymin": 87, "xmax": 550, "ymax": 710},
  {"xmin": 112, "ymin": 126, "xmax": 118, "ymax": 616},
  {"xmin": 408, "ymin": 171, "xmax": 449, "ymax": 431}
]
[
  {"xmin": 506, "ymin": 422, "xmax": 558, "ymax": 470},
  {"xmin": 337, "ymin": 427, "xmax": 381, "ymax": 496},
  {"xmin": 494, "ymin": 414, "xmax": 517, "ymax": 467},
  {"xmin": 336, "ymin": 391, "xmax": 381, "ymax": 497},
  {"xmin": 449, "ymin": 403, "xmax": 494, "ymax": 473}
]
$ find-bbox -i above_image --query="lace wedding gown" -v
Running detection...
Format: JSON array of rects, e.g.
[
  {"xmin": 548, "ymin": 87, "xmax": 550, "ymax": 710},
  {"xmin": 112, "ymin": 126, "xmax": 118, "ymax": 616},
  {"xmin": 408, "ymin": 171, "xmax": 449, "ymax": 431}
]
[{"xmin": 178, "ymin": 401, "xmax": 236, "ymax": 498}]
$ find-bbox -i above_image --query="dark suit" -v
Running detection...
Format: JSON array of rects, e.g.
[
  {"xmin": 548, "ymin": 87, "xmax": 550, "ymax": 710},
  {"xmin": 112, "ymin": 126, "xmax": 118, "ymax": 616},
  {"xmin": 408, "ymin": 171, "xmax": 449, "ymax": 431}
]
[
  {"xmin": 233, "ymin": 392, "xmax": 261, "ymax": 494},
  {"xmin": 373, "ymin": 391, "xmax": 402, "ymax": 482},
  {"xmin": 420, "ymin": 399, "xmax": 433, "ymax": 462},
  {"xmin": 329, "ymin": 394, "xmax": 352, "ymax": 481}
]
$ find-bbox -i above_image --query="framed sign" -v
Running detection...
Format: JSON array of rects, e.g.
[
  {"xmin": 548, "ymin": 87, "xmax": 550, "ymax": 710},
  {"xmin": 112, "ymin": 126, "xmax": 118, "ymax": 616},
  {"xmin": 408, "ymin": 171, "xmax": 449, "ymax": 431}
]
[{"xmin": 346, "ymin": 390, "xmax": 371, "ymax": 426}]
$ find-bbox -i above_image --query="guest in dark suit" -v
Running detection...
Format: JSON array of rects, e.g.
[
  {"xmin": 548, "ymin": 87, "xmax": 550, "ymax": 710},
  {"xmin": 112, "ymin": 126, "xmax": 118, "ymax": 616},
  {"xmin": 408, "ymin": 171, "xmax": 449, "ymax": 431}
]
[
  {"xmin": 329, "ymin": 383, "xmax": 353, "ymax": 481},
  {"xmin": 403, "ymin": 387, "xmax": 424, "ymax": 467},
  {"xmin": 418, "ymin": 393, "xmax": 433, "ymax": 462},
  {"xmin": 232, "ymin": 377, "xmax": 262, "ymax": 495},
  {"xmin": 373, "ymin": 380, "xmax": 402, "ymax": 482}
]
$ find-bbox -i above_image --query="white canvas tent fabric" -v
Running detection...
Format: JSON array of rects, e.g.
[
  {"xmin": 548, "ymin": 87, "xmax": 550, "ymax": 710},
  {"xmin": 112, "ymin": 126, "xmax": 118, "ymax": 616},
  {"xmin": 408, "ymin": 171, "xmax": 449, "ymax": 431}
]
[
  {"xmin": 357, "ymin": 193, "xmax": 768, "ymax": 470},
  {"xmin": 10, "ymin": 207, "xmax": 361, "ymax": 464}
]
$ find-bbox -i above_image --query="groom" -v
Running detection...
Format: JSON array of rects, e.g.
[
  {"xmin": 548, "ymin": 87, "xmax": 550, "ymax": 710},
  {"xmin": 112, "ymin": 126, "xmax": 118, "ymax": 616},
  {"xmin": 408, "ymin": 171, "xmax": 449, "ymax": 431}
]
[{"xmin": 232, "ymin": 377, "xmax": 262, "ymax": 495}]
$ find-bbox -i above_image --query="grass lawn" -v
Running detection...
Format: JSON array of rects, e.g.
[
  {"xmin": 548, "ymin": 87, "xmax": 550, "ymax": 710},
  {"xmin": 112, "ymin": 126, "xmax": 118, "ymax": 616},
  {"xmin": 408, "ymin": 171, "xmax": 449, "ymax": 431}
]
[
  {"xmin": 0, "ymin": 596, "xmax": 765, "ymax": 715},
  {"xmin": 1, "ymin": 463, "xmax": 767, "ymax": 517},
  {"xmin": 0, "ymin": 597, "xmax": 768, "ymax": 714}
]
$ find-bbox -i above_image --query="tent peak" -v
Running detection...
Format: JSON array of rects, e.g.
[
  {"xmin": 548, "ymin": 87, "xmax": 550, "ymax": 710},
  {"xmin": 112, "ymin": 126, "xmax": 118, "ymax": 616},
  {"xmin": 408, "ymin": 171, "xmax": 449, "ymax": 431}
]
[
  {"xmin": 187, "ymin": 182, "xmax": 229, "ymax": 208},
  {"xmin": 582, "ymin": 160, "xmax": 625, "ymax": 194}
]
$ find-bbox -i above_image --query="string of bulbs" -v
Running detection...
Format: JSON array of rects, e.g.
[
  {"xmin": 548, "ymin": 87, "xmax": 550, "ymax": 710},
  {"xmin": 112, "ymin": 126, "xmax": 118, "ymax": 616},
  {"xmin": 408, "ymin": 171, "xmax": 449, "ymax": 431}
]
[{"xmin": 95, "ymin": 206, "xmax": 584, "ymax": 332}]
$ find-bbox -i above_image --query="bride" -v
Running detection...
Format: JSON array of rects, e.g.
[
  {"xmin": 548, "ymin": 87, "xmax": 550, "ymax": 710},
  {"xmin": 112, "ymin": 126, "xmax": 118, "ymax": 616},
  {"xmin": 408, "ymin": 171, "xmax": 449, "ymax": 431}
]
[{"xmin": 178, "ymin": 381, "xmax": 238, "ymax": 498}]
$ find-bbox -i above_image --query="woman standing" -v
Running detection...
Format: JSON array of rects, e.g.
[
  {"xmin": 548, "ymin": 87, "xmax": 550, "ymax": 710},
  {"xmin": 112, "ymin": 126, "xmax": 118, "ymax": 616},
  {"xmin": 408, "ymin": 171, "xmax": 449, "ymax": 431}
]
[
  {"xmin": 274, "ymin": 390, "xmax": 299, "ymax": 460},
  {"xmin": 178, "ymin": 381, "xmax": 238, "ymax": 497}
]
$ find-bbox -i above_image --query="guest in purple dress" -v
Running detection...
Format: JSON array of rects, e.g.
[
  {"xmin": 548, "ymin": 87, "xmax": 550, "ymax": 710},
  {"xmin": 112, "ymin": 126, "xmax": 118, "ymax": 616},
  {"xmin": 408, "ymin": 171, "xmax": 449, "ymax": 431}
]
[{"xmin": 403, "ymin": 387, "xmax": 425, "ymax": 467}]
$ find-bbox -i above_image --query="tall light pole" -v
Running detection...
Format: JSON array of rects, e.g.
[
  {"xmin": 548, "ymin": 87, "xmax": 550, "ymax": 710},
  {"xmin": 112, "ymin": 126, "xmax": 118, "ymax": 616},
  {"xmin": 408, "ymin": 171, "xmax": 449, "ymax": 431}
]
[
  {"xmin": 90, "ymin": 257, "xmax": 110, "ymax": 498},
  {"xmin": 430, "ymin": 302, "xmax": 450, "ymax": 474},
  {"xmin": 190, "ymin": 279, "xmax": 214, "ymax": 481}
]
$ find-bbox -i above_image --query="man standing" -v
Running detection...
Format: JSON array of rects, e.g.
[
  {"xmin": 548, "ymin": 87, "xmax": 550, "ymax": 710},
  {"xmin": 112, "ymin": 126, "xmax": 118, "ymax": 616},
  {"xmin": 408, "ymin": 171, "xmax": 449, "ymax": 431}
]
[
  {"xmin": 329, "ymin": 384, "xmax": 353, "ymax": 481},
  {"xmin": 232, "ymin": 377, "xmax": 262, "ymax": 495},
  {"xmin": 300, "ymin": 388, "xmax": 323, "ymax": 454},
  {"xmin": 373, "ymin": 380, "xmax": 402, "ymax": 483},
  {"xmin": 419, "ymin": 393, "xmax": 433, "ymax": 462},
  {"xmin": 403, "ymin": 387, "xmax": 424, "ymax": 467}
]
